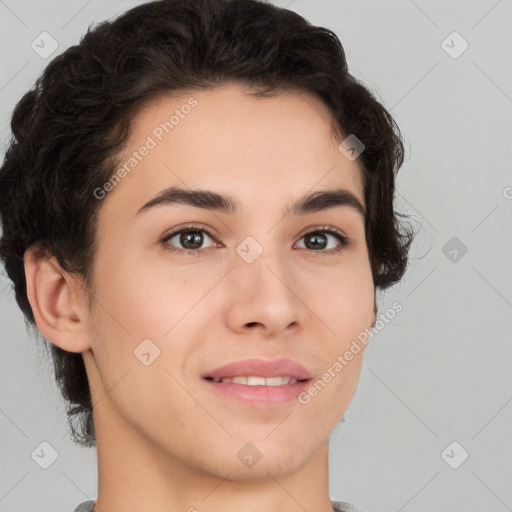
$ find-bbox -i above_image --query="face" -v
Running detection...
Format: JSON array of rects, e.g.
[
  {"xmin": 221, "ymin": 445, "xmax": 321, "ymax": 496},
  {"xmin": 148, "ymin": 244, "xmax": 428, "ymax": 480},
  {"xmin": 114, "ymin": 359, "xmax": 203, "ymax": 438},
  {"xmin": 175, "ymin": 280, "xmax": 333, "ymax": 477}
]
[{"xmin": 81, "ymin": 82, "xmax": 375, "ymax": 480}]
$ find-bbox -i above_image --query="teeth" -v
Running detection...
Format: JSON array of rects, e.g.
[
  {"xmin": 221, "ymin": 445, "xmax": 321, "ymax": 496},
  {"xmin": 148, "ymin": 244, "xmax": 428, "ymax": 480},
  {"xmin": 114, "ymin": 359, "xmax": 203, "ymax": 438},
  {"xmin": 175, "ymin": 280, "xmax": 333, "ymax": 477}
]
[
  {"xmin": 264, "ymin": 376, "xmax": 291, "ymax": 386},
  {"xmin": 212, "ymin": 376, "xmax": 297, "ymax": 386}
]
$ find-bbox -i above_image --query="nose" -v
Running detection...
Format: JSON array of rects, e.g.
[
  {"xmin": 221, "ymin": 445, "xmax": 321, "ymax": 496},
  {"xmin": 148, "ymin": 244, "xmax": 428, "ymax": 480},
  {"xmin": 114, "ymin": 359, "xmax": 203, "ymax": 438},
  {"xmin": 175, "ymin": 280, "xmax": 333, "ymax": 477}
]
[{"xmin": 224, "ymin": 247, "xmax": 307, "ymax": 337}]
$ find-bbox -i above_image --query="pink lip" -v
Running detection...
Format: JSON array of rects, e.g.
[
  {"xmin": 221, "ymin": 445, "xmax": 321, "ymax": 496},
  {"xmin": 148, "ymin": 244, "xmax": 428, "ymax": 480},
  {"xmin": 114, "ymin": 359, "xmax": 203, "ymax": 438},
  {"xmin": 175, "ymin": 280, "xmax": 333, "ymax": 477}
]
[
  {"xmin": 203, "ymin": 379, "xmax": 311, "ymax": 407},
  {"xmin": 201, "ymin": 358, "xmax": 312, "ymax": 407},
  {"xmin": 202, "ymin": 358, "xmax": 312, "ymax": 380}
]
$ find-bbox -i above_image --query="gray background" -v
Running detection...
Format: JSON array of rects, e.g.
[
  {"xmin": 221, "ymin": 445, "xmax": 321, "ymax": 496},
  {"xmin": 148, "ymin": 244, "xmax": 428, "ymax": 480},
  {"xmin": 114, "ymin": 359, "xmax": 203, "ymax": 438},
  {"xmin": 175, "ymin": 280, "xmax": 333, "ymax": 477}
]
[{"xmin": 1, "ymin": 1, "xmax": 511, "ymax": 511}]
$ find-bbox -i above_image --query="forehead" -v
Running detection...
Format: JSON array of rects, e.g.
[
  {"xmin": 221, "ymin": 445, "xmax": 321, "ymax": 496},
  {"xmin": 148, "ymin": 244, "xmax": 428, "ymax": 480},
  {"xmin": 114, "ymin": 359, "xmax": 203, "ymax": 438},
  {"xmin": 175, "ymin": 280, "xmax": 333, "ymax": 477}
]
[{"xmin": 99, "ymin": 82, "xmax": 364, "ymax": 220}]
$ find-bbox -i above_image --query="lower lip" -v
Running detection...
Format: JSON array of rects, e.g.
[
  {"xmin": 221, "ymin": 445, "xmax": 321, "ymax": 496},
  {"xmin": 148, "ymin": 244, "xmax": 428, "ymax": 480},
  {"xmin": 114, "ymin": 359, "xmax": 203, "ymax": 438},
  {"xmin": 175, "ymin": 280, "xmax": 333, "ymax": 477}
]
[{"xmin": 203, "ymin": 379, "xmax": 311, "ymax": 407}]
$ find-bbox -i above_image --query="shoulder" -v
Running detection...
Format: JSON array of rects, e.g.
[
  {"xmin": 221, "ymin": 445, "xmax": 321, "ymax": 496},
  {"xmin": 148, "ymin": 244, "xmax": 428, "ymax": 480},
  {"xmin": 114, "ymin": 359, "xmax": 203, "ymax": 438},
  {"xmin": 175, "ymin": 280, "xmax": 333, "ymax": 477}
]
[
  {"xmin": 74, "ymin": 499, "xmax": 368, "ymax": 512},
  {"xmin": 72, "ymin": 500, "xmax": 95, "ymax": 512},
  {"xmin": 332, "ymin": 499, "xmax": 373, "ymax": 512}
]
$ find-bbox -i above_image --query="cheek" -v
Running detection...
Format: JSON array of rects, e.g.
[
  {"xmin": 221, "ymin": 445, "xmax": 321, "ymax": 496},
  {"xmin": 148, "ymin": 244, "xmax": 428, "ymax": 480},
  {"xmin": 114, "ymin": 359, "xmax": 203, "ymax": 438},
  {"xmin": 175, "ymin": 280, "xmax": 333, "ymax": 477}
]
[
  {"xmin": 90, "ymin": 250, "xmax": 196, "ymax": 340},
  {"xmin": 307, "ymin": 257, "xmax": 374, "ymax": 341}
]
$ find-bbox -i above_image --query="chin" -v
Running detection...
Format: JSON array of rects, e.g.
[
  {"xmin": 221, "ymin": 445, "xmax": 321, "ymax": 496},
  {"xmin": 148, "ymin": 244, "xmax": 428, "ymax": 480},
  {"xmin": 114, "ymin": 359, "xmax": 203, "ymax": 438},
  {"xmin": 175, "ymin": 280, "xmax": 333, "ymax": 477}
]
[
  {"xmin": 222, "ymin": 453, "xmax": 309, "ymax": 481},
  {"xmin": 231, "ymin": 437, "xmax": 317, "ymax": 480}
]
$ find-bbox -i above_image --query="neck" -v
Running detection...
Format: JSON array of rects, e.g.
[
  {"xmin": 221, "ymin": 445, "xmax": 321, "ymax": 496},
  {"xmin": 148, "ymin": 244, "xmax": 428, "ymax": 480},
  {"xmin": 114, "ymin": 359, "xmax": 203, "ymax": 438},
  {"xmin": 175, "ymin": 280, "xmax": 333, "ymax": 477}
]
[{"xmin": 92, "ymin": 406, "xmax": 335, "ymax": 512}]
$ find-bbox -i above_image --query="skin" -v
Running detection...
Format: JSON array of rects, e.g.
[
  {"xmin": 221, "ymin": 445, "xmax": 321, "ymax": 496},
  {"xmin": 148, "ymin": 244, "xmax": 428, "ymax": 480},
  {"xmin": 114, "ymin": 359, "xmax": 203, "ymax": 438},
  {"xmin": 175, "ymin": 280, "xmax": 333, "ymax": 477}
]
[{"xmin": 24, "ymin": 82, "xmax": 376, "ymax": 512}]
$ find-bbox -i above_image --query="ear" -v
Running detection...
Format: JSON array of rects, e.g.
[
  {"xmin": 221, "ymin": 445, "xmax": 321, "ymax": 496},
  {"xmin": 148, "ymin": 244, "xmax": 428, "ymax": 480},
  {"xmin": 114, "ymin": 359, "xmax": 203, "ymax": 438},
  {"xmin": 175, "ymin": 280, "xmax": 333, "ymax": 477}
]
[{"xmin": 24, "ymin": 246, "xmax": 92, "ymax": 353}]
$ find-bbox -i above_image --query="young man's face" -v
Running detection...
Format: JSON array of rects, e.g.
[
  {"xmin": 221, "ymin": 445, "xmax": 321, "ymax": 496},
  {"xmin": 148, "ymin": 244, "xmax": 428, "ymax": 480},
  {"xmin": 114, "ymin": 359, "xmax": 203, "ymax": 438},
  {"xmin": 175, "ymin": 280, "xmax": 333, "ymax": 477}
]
[{"xmin": 80, "ymin": 82, "xmax": 375, "ymax": 479}]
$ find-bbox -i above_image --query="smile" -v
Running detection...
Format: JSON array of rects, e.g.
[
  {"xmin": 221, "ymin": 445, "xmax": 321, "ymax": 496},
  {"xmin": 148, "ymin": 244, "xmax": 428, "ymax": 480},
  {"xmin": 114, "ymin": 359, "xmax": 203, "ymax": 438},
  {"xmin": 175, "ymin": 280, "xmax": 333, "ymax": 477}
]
[{"xmin": 206, "ymin": 375, "xmax": 301, "ymax": 385}]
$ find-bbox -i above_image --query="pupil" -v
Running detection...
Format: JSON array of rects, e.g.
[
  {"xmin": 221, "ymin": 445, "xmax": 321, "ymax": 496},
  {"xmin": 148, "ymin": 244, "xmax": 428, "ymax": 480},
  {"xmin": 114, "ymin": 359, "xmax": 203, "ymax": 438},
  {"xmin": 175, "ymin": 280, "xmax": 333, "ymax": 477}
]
[
  {"xmin": 181, "ymin": 231, "xmax": 203, "ymax": 249},
  {"xmin": 306, "ymin": 232, "xmax": 326, "ymax": 250}
]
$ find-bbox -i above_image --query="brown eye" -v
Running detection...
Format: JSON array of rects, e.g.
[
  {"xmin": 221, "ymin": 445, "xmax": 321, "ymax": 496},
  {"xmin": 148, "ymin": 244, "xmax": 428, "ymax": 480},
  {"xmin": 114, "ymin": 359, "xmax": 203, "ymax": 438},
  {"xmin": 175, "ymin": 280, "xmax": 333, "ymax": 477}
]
[
  {"xmin": 177, "ymin": 231, "xmax": 206, "ymax": 250},
  {"xmin": 161, "ymin": 225, "xmax": 216, "ymax": 255},
  {"xmin": 303, "ymin": 232, "xmax": 329, "ymax": 250},
  {"xmin": 296, "ymin": 228, "xmax": 349, "ymax": 253}
]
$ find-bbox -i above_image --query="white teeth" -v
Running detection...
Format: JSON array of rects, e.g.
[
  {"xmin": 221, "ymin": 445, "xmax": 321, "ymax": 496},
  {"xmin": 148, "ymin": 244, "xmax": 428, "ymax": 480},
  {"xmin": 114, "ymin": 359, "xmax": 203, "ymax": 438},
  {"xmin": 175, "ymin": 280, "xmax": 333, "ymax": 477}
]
[
  {"xmin": 265, "ymin": 376, "xmax": 290, "ymax": 386},
  {"xmin": 212, "ymin": 376, "xmax": 298, "ymax": 386},
  {"xmin": 233, "ymin": 376, "xmax": 251, "ymax": 384}
]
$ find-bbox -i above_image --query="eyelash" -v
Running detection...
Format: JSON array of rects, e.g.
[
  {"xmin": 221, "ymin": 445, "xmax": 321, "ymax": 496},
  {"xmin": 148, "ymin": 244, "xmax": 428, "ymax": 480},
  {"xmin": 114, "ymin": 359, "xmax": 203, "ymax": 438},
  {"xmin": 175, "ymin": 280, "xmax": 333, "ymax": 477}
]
[{"xmin": 160, "ymin": 223, "xmax": 351, "ymax": 257}]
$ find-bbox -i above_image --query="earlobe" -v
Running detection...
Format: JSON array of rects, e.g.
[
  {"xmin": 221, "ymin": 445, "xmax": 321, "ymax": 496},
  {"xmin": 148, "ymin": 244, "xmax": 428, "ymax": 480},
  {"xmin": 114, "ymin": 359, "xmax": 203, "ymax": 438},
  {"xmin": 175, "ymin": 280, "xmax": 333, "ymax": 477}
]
[{"xmin": 24, "ymin": 247, "xmax": 91, "ymax": 353}]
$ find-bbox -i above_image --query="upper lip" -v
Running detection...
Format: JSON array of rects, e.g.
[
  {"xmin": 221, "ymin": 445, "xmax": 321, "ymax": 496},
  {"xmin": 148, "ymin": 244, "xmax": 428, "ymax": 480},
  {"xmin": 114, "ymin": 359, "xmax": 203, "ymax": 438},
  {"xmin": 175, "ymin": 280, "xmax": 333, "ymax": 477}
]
[{"xmin": 202, "ymin": 358, "xmax": 312, "ymax": 380}]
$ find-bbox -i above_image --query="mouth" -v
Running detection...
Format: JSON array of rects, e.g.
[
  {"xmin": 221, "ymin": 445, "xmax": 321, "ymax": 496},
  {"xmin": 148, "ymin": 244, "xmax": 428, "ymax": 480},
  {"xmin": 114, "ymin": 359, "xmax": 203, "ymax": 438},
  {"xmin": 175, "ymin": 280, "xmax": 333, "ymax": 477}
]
[
  {"xmin": 201, "ymin": 358, "xmax": 313, "ymax": 407},
  {"xmin": 204, "ymin": 375, "xmax": 310, "ymax": 385},
  {"xmin": 202, "ymin": 372, "xmax": 312, "ymax": 407}
]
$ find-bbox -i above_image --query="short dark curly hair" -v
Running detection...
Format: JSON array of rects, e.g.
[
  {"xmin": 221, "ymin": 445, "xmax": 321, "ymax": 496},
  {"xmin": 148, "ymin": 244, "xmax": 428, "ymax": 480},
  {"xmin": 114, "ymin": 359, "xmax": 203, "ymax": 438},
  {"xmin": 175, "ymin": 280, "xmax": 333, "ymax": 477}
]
[{"xmin": 0, "ymin": 0, "xmax": 415, "ymax": 447}]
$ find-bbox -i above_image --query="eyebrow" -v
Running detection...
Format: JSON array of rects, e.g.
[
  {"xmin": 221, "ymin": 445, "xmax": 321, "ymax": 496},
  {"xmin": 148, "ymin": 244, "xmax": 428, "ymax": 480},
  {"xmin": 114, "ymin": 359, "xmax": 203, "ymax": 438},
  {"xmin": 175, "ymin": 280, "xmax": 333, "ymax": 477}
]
[{"xmin": 136, "ymin": 186, "xmax": 365, "ymax": 219}]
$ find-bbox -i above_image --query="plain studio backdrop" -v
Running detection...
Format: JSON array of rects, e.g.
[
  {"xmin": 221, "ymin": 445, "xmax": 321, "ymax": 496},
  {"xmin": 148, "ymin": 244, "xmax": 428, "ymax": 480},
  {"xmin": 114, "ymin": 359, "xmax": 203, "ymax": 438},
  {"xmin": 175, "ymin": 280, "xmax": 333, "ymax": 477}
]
[{"xmin": 0, "ymin": 1, "xmax": 511, "ymax": 511}]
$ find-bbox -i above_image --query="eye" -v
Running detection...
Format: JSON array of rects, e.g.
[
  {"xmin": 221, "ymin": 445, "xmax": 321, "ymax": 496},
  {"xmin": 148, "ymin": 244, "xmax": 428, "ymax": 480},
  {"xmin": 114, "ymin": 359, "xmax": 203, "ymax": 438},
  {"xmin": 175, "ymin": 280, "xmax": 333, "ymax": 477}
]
[
  {"xmin": 295, "ymin": 226, "xmax": 350, "ymax": 254},
  {"xmin": 160, "ymin": 223, "xmax": 350, "ymax": 256},
  {"xmin": 161, "ymin": 223, "xmax": 217, "ymax": 256}
]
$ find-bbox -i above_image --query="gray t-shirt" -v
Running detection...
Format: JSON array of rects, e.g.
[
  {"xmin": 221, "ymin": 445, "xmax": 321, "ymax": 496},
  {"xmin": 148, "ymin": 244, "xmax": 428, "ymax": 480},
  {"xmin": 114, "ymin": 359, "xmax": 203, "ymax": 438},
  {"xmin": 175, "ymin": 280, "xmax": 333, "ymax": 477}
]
[{"xmin": 73, "ymin": 499, "xmax": 371, "ymax": 512}]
